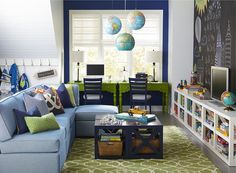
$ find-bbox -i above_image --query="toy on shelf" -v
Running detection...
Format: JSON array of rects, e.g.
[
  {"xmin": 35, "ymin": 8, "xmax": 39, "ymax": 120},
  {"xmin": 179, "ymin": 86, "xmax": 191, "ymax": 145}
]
[
  {"xmin": 221, "ymin": 91, "xmax": 236, "ymax": 111},
  {"xmin": 190, "ymin": 71, "xmax": 198, "ymax": 85},
  {"xmin": 128, "ymin": 106, "xmax": 148, "ymax": 116},
  {"xmin": 217, "ymin": 116, "xmax": 229, "ymax": 137},
  {"xmin": 193, "ymin": 87, "xmax": 210, "ymax": 100},
  {"xmin": 216, "ymin": 136, "xmax": 228, "ymax": 158},
  {"xmin": 177, "ymin": 80, "xmax": 186, "ymax": 90}
]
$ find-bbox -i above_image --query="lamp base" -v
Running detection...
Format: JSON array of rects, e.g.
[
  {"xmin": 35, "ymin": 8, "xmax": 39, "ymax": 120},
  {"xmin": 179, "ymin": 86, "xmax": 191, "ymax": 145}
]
[
  {"xmin": 151, "ymin": 80, "xmax": 158, "ymax": 82},
  {"xmin": 74, "ymin": 80, "xmax": 81, "ymax": 83}
]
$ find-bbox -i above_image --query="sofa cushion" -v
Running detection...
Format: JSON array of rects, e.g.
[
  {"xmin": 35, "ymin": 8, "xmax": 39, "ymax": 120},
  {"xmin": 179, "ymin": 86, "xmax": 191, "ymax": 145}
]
[
  {"xmin": 72, "ymin": 84, "xmax": 79, "ymax": 106},
  {"xmin": 56, "ymin": 108, "xmax": 76, "ymax": 125},
  {"xmin": 65, "ymin": 84, "xmax": 76, "ymax": 106},
  {"xmin": 75, "ymin": 105, "xmax": 118, "ymax": 121},
  {"xmin": 43, "ymin": 88, "xmax": 64, "ymax": 115},
  {"xmin": 0, "ymin": 126, "xmax": 66, "ymax": 154},
  {"xmin": 13, "ymin": 106, "xmax": 41, "ymax": 134},
  {"xmin": 57, "ymin": 83, "xmax": 73, "ymax": 108},
  {"xmin": 0, "ymin": 97, "xmax": 19, "ymax": 141},
  {"xmin": 56, "ymin": 118, "xmax": 71, "ymax": 151},
  {"xmin": 25, "ymin": 113, "xmax": 60, "ymax": 134},
  {"xmin": 23, "ymin": 93, "xmax": 49, "ymax": 115},
  {"xmin": 14, "ymin": 92, "xmax": 27, "ymax": 112}
]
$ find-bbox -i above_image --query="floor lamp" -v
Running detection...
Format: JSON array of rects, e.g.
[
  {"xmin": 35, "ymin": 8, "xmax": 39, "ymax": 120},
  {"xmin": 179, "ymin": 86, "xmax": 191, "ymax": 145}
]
[
  {"xmin": 145, "ymin": 50, "xmax": 161, "ymax": 82},
  {"xmin": 72, "ymin": 50, "xmax": 84, "ymax": 82}
]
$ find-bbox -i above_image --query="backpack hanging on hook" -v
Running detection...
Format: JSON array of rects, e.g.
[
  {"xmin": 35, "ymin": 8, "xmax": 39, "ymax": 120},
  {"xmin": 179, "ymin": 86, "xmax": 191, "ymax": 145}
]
[{"xmin": 19, "ymin": 73, "xmax": 29, "ymax": 91}]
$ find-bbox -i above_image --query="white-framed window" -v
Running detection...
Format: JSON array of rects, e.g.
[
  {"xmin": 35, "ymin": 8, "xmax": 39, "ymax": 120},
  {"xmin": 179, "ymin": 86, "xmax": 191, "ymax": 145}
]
[{"xmin": 70, "ymin": 10, "xmax": 163, "ymax": 81}]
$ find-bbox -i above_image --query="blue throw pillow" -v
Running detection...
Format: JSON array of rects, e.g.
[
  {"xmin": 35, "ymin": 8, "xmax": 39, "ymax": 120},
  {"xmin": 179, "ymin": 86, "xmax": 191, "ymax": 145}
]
[
  {"xmin": 57, "ymin": 83, "xmax": 73, "ymax": 108},
  {"xmin": 23, "ymin": 93, "xmax": 49, "ymax": 115},
  {"xmin": 13, "ymin": 106, "xmax": 41, "ymax": 134}
]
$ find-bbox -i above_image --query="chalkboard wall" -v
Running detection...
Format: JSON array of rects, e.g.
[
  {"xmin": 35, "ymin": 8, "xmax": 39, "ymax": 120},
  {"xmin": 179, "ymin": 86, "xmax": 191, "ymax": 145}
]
[{"xmin": 193, "ymin": 0, "xmax": 236, "ymax": 93}]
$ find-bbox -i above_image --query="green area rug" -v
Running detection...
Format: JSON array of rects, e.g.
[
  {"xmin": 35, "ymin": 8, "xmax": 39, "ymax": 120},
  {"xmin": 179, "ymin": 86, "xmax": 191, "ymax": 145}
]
[{"xmin": 62, "ymin": 126, "xmax": 220, "ymax": 173}]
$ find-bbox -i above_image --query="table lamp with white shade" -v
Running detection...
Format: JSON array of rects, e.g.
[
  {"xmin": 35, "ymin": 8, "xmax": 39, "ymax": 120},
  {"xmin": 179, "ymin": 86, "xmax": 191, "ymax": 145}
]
[
  {"xmin": 72, "ymin": 50, "xmax": 84, "ymax": 82},
  {"xmin": 145, "ymin": 50, "xmax": 161, "ymax": 82}
]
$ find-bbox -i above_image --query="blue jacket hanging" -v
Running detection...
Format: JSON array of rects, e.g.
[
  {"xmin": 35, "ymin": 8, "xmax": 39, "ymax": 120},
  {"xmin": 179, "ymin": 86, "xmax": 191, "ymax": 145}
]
[
  {"xmin": 19, "ymin": 73, "xmax": 29, "ymax": 91},
  {"xmin": 9, "ymin": 63, "xmax": 19, "ymax": 94}
]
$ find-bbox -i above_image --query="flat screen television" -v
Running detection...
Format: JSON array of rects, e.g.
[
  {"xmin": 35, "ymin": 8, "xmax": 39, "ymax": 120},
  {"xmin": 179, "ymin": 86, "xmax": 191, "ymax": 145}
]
[
  {"xmin": 87, "ymin": 64, "xmax": 104, "ymax": 76},
  {"xmin": 211, "ymin": 66, "xmax": 229, "ymax": 101}
]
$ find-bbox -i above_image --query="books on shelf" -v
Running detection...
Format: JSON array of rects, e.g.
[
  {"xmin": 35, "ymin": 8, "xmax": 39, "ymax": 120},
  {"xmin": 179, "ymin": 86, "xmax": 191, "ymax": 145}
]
[
  {"xmin": 206, "ymin": 110, "xmax": 214, "ymax": 127},
  {"xmin": 100, "ymin": 135, "xmax": 121, "ymax": 142},
  {"xmin": 187, "ymin": 99, "xmax": 192, "ymax": 112}
]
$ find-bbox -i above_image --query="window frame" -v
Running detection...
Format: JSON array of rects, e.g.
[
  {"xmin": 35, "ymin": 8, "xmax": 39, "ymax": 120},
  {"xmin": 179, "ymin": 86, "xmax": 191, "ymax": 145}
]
[{"xmin": 69, "ymin": 10, "xmax": 163, "ymax": 81}]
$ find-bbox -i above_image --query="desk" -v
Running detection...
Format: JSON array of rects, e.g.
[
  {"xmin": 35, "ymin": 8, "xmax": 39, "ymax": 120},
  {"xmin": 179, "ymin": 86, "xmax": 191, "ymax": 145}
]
[
  {"xmin": 72, "ymin": 82, "xmax": 170, "ymax": 113},
  {"xmin": 75, "ymin": 82, "xmax": 117, "ymax": 106},
  {"xmin": 118, "ymin": 82, "xmax": 170, "ymax": 113}
]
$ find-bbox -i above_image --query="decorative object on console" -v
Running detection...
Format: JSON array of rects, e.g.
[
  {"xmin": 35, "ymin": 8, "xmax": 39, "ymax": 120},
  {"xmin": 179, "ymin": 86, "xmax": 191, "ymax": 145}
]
[
  {"xmin": 115, "ymin": 113, "xmax": 155, "ymax": 124},
  {"xmin": 105, "ymin": 16, "xmax": 122, "ymax": 35},
  {"xmin": 127, "ymin": 11, "xmax": 145, "ymax": 30},
  {"xmin": 115, "ymin": 33, "xmax": 135, "ymax": 51},
  {"xmin": 72, "ymin": 50, "xmax": 84, "ymax": 82},
  {"xmin": 221, "ymin": 91, "xmax": 236, "ymax": 111},
  {"xmin": 193, "ymin": 87, "xmax": 211, "ymax": 100},
  {"xmin": 190, "ymin": 71, "xmax": 198, "ymax": 85},
  {"xmin": 128, "ymin": 106, "xmax": 148, "ymax": 116},
  {"xmin": 122, "ymin": 66, "xmax": 128, "ymax": 82},
  {"xmin": 145, "ymin": 50, "xmax": 161, "ymax": 82}
]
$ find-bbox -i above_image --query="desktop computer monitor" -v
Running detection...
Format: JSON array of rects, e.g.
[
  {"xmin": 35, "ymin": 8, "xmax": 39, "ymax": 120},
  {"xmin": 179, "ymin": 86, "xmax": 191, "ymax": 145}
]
[
  {"xmin": 87, "ymin": 64, "xmax": 104, "ymax": 76},
  {"xmin": 211, "ymin": 66, "xmax": 229, "ymax": 101}
]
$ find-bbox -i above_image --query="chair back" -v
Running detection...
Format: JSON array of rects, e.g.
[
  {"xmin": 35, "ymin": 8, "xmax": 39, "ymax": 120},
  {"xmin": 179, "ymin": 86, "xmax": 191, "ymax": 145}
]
[
  {"xmin": 83, "ymin": 78, "xmax": 102, "ymax": 104},
  {"xmin": 129, "ymin": 78, "xmax": 148, "ymax": 101}
]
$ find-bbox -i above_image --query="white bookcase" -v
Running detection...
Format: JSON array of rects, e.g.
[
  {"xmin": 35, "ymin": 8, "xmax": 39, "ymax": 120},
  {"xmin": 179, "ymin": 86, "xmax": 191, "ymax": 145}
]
[{"xmin": 172, "ymin": 89, "xmax": 236, "ymax": 166}]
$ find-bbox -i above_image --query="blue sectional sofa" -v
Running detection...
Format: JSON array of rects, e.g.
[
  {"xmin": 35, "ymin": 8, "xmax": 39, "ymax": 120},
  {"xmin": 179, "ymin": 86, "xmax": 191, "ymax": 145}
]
[{"xmin": 0, "ymin": 84, "xmax": 118, "ymax": 173}]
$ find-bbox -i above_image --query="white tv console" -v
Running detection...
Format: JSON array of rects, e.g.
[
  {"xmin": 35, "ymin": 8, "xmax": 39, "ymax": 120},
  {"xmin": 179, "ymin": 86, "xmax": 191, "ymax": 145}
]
[{"xmin": 172, "ymin": 89, "xmax": 236, "ymax": 166}]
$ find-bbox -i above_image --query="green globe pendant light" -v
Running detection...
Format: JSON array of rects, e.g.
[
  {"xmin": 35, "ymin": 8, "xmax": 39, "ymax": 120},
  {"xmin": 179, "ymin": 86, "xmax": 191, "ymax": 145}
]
[
  {"xmin": 115, "ymin": 33, "xmax": 135, "ymax": 51},
  {"xmin": 105, "ymin": 16, "xmax": 122, "ymax": 35},
  {"xmin": 127, "ymin": 11, "xmax": 145, "ymax": 30}
]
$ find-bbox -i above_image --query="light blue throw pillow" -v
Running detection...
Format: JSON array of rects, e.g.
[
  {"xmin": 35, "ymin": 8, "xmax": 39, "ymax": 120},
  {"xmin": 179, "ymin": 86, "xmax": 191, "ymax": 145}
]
[{"xmin": 23, "ymin": 93, "xmax": 49, "ymax": 115}]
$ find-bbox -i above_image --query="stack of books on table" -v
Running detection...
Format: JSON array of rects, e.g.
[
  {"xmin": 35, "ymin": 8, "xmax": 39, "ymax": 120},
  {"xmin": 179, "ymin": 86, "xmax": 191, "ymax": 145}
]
[{"xmin": 100, "ymin": 134, "xmax": 121, "ymax": 142}]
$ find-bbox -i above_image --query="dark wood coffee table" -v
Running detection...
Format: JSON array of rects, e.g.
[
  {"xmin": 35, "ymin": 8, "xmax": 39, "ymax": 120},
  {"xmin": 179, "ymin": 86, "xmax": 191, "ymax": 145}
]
[{"xmin": 94, "ymin": 114, "xmax": 163, "ymax": 159}]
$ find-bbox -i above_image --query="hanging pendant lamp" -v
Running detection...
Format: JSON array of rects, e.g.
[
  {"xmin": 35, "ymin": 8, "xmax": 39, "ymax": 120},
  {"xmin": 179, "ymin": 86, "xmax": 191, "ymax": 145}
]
[
  {"xmin": 105, "ymin": 16, "xmax": 122, "ymax": 35},
  {"xmin": 127, "ymin": 10, "xmax": 145, "ymax": 30},
  {"xmin": 115, "ymin": 33, "xmax": 135, "ymax": 51}
]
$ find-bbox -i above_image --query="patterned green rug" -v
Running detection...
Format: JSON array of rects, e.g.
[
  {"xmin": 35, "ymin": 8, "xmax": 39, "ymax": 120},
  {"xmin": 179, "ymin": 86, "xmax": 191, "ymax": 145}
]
[{"xmin": 62, "ymin": 126, "xmax": 220, "ymax": 173}]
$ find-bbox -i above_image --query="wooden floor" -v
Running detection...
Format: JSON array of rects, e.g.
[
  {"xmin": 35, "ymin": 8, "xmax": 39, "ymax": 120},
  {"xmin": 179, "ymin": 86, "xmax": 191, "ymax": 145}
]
[{"xmin": 157, "ymin": 112, "xmax": 236, "ymax": 173}]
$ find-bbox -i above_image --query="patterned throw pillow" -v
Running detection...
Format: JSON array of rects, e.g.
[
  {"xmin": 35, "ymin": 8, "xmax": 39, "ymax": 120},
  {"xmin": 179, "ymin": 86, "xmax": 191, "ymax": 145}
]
[{"xmin": 43, "ymin": 88, "xmax": 64, "ymax": 115}]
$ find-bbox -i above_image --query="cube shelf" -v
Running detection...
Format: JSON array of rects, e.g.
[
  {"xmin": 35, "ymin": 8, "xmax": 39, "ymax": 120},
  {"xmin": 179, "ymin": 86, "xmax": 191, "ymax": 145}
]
[
  {"xmin": 172, "ymin": 89, "xmax": 236, "ymax": 166},
  {"xmin": 187, "ymin": 99, "xmax": 193, "ymax": 113}
]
